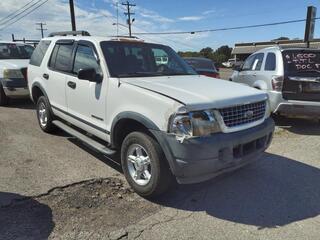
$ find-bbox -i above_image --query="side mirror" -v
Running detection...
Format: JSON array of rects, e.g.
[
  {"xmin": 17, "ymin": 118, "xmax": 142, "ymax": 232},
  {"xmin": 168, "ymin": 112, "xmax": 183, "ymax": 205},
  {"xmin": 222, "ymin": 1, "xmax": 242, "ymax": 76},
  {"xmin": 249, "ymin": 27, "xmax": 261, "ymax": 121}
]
[{"xmin": 77, "ymin": 68, "xmax": 102, "ymax": 83}]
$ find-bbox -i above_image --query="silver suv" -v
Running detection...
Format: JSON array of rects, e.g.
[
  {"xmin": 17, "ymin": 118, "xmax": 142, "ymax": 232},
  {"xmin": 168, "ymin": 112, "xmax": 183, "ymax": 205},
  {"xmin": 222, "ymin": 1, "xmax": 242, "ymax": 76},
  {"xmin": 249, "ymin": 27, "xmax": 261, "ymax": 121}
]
[{"xmin": 231, "ymin": 46, "xmax": 320, "ymax": 118}]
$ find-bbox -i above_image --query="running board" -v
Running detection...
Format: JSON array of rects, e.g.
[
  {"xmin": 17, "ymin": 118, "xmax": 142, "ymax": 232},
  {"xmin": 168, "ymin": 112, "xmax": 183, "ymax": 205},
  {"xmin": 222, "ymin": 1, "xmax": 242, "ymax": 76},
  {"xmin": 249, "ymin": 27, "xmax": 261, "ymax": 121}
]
[{"xmin": 52, "ymin": 120, "xmax": 116, "ymax": 156}]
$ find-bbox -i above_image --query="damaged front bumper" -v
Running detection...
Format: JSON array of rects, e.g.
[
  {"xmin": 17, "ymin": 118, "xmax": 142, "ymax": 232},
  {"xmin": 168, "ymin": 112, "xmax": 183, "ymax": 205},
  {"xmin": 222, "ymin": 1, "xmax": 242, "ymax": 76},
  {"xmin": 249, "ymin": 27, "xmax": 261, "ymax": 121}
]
[{"xmin": 151, "ymin": 117, "xmax": 275, "ymax": 184}]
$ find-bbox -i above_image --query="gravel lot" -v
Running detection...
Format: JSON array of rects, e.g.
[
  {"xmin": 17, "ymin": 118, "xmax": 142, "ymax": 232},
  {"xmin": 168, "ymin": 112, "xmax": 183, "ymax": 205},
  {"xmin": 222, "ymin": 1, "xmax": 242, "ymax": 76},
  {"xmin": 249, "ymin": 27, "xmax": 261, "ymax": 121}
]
[{"xmin": 0, "ymin": 99, "xmax": 320, "ymax": 240}]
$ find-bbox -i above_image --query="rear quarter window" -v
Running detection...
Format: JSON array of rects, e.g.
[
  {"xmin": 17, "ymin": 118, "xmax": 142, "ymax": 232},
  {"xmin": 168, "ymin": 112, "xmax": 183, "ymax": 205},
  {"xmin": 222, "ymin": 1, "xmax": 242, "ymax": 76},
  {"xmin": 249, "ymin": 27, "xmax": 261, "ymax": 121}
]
[
  {"xmin": 29, "ymin": 40, "xmax": 51, "ymax": 66},
  {"xmin": 264, "ymin": 53, "xmax": 276, "ymax": 71}
]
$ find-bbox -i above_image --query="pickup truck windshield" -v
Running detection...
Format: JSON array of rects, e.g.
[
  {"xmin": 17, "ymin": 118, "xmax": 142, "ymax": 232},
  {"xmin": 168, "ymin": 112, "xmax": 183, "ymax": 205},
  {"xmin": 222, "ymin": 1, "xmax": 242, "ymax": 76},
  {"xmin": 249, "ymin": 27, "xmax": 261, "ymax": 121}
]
[
  {"xmin": 0, "ymin": 43, "xmax": 34, "ymax": 60},
  {"xmin": 100, "ymin": 41, "xmax": 197, "ymax": 78},
  {"xmin": 282, "ymin": 50, "xmax": 320, "ymax": 75}
]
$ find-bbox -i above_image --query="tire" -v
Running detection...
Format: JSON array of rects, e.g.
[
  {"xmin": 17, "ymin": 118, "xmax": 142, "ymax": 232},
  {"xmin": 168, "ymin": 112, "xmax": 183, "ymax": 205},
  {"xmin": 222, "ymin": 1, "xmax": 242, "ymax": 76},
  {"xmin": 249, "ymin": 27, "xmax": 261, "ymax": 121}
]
[
  {"xmin": 121, "ymin": 131, "xmax": 173, "ymax": 198},
  {"xmin": 0, "ymin": 83, "xmax": 9, "ymax": 106},
  {"xmin": 36, "ymin": 96, "xmax": 56, "ymax": 133}
]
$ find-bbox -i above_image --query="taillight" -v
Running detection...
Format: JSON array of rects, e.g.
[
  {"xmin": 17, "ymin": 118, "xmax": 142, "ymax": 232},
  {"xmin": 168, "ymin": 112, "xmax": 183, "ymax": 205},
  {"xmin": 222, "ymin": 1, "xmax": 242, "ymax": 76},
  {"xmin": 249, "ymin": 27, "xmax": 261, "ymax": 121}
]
[
  {"xmin": 203, "ymin": 72, "xmax": 220, "ymax": 78},
  {"xmin": 271, "ymin": 75, "xmax": 283, "ymax": 91}
]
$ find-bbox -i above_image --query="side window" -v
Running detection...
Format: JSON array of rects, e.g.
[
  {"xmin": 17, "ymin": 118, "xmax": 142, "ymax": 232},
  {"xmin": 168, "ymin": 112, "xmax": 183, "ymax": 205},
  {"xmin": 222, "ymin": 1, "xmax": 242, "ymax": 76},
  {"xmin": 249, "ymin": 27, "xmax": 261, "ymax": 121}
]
[
  {"xmin": 29, "ymin": 40, "xmax": 51, "ymax": 66},
  {"xmin": 242, "ymin": 54, "xmax": 256, "ymax": 71},
  {"xmin": 264, "ymin": 52, "xmax": 276, "ymax": 71},
  {"xmin": 49, "ymin": 43, "xmax": 74, "ymax": 72},
  {"xmin": 73, "ymin": 45, "xmax": 102, "ymax": 74},
  {"xmin": 252, "ymin": 53, "xmax": 264, "ymax": 71}
]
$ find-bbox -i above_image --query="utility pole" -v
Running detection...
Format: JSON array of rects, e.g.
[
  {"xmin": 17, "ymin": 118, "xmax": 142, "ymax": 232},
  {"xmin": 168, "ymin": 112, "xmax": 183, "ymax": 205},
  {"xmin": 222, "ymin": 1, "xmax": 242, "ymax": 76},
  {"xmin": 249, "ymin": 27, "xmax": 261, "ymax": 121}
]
[
  {"xmin": 122, "ymin": 1, "xmax": 135, "ymax": 37},
  {"xmin": 69, "ymin": 0, "xmax": 76, "ymax": 31},
  {"xmin": 304, "ymin": 6, "xmax": 317, "ymax": 48},
  {"xmin": 36, "ymin": 22, "xmax": 47, "ymax": 38}
]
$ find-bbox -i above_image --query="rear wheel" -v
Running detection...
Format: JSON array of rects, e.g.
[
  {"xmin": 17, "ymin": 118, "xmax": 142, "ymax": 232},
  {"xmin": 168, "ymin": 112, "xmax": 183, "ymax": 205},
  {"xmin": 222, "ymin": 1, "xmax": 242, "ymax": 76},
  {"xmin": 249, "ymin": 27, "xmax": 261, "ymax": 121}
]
[
  {"xmin": 36, "ymin": 96, "xmax": 56, "ymax": 133},
  {"xmin": 0, "ymin": 83, "xmax": 9, "ymax": 106},
  {"xmin": 121, "ymin": 131, "xmax": 173, "ymax": 198}
]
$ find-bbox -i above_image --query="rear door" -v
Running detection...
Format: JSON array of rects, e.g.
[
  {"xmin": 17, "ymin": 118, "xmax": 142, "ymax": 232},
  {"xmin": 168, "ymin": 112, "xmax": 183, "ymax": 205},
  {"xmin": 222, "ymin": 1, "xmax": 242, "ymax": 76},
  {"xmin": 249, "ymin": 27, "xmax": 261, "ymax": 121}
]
[
  {"xmin": 46, "ymin": 40, "xmax": 75, "ymax": 112},
  {"xmin": 282, "ymin": 50, "xmax": 320, "ymax": 102},
  {"xmin": 237, "ymin": 53, "xmax": 261, "ymax": 86}
]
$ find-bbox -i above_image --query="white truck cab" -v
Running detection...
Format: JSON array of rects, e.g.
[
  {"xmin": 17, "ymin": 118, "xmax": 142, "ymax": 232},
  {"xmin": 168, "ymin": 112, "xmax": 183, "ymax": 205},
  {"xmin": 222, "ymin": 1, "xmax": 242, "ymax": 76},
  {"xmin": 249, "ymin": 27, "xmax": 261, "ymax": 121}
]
[
  {"xmin": 28, "ymin": 31, "xmax": 274, "ymax": 197},
  {"xmin": 0, "ymin": 41, "xmax": 34, "ymax": 105}
]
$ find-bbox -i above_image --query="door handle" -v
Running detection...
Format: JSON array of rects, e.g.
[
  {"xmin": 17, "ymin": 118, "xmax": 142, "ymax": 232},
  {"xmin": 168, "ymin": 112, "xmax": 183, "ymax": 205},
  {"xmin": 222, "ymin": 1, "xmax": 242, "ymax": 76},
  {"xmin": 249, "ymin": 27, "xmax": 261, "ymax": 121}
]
[
  {"xmin": 67, "ymin": 81, "xmax": 76, "ymax": 89},
  {"xmin": 43, "ymin": 73, "xmax": 49, "ymax": 79}
]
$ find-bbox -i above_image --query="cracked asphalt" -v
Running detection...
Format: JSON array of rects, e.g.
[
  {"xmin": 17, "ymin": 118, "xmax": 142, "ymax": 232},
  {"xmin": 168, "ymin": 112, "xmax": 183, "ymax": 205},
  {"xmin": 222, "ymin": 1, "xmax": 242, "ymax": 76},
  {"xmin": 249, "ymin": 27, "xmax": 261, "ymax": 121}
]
[{"xmin": 1, "ymin": 99, "xmax": 320, "ymax": 240}]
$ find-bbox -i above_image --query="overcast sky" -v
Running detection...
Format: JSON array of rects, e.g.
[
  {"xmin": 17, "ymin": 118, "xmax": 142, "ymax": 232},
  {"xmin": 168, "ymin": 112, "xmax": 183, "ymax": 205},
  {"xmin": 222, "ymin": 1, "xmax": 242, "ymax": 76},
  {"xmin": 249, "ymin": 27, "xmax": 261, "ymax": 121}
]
[{"xmin": 0, "ymin": 0, "xmax": 319, "ymax": 51}]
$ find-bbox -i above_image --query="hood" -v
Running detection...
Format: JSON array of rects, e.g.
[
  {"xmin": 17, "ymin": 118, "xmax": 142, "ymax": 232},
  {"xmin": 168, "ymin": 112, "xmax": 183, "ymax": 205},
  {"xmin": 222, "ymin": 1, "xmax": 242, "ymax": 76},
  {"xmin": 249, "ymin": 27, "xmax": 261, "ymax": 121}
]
[
  {"xmin": 121, "ymin": 75, "xmax": 267, "ymax": 111},
  {"xmin": 0, "ymin": 59, "xmax": 30, "ymax": 71}
]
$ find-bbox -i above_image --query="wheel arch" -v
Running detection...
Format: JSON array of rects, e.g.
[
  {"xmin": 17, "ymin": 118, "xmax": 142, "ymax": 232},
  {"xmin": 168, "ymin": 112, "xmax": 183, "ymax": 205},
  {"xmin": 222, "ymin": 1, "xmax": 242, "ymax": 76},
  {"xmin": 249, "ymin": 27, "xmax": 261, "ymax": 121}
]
[
  {"xmin": 31, "ymin": 82, "xmax": 48, "ymax": 103},
  {"xmin": 253, "ymin": 80, "xmax": 268, "ymax": 90},
  {"xmin": 110, "ymin": 112, "xmax": 160, "ymax": 149}
]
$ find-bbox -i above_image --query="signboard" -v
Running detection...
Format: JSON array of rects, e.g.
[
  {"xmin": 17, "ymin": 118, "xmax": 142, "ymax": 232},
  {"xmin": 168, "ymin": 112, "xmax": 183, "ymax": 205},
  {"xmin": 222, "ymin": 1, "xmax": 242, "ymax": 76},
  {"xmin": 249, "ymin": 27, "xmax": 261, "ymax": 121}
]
[{"xmin": 304, "ymin": 6, "xmax": 317, "ymax": 43}]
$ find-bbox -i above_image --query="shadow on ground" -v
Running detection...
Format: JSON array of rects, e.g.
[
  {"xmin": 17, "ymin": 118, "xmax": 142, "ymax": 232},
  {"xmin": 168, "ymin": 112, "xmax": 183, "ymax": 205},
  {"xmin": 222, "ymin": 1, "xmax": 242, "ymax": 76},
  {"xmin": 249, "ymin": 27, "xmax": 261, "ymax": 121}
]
[
  {"xmin": 6, "ymin": 98, "xmax": 35, "ymax": 110},
  {"xmin": 273, "ymin": 115, "xmax": 320, "ymax": 135},
  {"xmin": 155, "ymin": 153, "xmax": 320, "ymax": 229},
  {"xmin": 0, "ymin": 192, "xmax": 54, "ymax": 239}
]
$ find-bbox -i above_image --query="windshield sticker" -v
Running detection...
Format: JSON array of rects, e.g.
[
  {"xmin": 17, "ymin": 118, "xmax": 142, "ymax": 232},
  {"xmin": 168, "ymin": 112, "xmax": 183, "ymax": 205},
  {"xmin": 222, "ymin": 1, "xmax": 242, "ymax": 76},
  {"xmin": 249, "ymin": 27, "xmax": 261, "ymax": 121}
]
[{"xmin": 284, "ymin": 52, "xmax": 320, "ymax": 71}]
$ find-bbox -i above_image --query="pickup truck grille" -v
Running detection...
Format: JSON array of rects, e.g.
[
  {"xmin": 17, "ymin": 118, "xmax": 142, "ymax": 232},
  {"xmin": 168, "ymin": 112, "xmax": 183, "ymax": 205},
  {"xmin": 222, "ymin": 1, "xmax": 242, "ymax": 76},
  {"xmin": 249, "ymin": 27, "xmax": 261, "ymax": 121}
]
[{"xmin": 219, "ymin": 101, "xmax": 266, "ymax": 128}]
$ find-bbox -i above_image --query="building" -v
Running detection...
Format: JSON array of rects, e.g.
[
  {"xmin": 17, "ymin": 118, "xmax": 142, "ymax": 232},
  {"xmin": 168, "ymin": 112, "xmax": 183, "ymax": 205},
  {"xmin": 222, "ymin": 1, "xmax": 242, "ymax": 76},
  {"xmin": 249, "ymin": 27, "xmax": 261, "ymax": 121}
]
[{"xmin": 232, "ymin": 39, "xmax": 320, "ymax": 61}]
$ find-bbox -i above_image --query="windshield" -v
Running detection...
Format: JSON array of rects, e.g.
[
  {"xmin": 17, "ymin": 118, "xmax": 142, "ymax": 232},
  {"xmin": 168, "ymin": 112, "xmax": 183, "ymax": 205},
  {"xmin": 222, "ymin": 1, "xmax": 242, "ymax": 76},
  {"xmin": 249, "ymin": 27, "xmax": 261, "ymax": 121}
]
[
  {"xmin": 0, "ymin": 43, "xmax": 34, "ymax": 60},
  {"xmin": 282, "ymin": 50, "xmax": 320, "ymax": 75},
  {"xmin": 100, "ymin": 41, "xmax": 197, "ymax": 78},
  {"xmin": 184, "ymin": 58, "xmax": 216, "ymax": 71}
]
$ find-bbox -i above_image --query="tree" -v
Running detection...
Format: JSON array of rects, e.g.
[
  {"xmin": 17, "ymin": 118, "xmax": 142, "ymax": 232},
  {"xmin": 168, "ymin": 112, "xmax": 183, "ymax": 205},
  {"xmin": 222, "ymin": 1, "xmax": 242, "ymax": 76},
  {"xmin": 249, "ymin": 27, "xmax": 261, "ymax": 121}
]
[
  {"xmin": 272, "ymin": 37, "xmax": 290, "ymax": 41},
  {"xmin": 200, "ymin": 47, "xmax": 213, "ymax": 58}
]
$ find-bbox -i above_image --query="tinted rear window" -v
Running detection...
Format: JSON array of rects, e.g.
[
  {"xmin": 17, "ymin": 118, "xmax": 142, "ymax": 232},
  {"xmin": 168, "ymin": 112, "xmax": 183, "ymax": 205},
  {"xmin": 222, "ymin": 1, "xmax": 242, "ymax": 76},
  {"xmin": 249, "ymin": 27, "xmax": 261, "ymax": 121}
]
[
  {"xmin": 184, "ymin": 58, "xmax": 216, "ymax": 71},
  {"xmin": 49, "ymin": 43, "xmax": 74, "ymax": 72},
  {"xmin": 282, "ymin": 50, "xmax": 320, "ymax": 73},
  {"xmin": 265, "ymin": 53, "xmax": 276, "ymax": 71},
  {"xmin": 30, "ymin": 40, "xmax": 51, "ymax": 66}
]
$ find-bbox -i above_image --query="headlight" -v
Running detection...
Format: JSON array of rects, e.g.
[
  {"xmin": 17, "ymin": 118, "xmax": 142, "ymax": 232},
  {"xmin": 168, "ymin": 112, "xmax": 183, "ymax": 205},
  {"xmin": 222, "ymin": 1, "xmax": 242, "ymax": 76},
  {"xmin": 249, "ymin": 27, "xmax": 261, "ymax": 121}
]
[
  {"xmin": 3, "ymin": 69, "xmax": 24, "ymax": 79},
  {"xmin": 169, "ymin": 110, "xmax": 220, "ymax": 137}
]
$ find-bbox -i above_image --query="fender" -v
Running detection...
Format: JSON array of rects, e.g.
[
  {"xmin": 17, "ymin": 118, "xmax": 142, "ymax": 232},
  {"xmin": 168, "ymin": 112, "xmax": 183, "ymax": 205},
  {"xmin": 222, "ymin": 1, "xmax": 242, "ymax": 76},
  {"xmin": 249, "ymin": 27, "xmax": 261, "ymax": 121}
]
[
  {"xmin": 110, "ymin": 111, "xmax": 160, "ymax": 144},
  {"xmin": 31, "ymin": 82, "xmax": 49, "ymax": 102},
  {"xmin": 253, "ymin": 80, "xmax": 268, "ymax": 90}
]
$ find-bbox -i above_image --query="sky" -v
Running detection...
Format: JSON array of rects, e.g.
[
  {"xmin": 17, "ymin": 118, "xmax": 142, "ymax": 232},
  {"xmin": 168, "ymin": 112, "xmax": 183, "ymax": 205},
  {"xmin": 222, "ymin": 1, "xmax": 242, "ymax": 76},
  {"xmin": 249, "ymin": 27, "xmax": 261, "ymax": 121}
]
[{"xmin": 0, "ymin": 0, "xmax": 319, "ymax": 51}]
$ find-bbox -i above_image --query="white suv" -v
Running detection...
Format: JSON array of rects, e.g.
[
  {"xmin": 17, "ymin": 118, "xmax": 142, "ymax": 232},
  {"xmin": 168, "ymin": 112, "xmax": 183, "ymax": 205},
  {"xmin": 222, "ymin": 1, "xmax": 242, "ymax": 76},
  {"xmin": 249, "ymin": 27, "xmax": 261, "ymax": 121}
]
[
  {"xmin": 28, "ymin": 31, "xmax": 274, "ymax": 197},
  {"xmin": 231, "ymin": 46, "xmax": 320, "ymax": 118}
]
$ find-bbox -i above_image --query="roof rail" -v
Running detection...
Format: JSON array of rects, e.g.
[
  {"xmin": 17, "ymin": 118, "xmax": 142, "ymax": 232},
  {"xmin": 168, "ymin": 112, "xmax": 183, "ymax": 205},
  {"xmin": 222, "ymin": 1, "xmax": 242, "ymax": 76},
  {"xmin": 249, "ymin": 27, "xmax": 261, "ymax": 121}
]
[{"xmin": 48, "ymin": 31, "xmax": 91, "ymax": 37}]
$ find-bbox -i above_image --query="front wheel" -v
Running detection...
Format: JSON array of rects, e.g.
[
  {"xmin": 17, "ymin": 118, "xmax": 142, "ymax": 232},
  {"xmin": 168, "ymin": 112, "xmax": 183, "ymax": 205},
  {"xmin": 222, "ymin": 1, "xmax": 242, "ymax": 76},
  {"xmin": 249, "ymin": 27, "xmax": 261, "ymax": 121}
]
[
  {"xmin": 36, "ymin": 96, "xmax": 56, "ymax": 133},
  {"xmin": 121, "ymin": 132, "xmax": 173, "ymax": 198}
]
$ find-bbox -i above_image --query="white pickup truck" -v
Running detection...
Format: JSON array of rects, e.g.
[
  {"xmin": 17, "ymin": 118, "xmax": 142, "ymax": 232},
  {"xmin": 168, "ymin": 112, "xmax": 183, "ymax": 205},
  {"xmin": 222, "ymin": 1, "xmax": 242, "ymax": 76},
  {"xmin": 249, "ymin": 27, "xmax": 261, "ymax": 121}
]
[
  {"xmin": 0, "ymin": 41, "xmax": 34, "ymax": 105},
  {"xmin": 28, "ymin": 31, "xmax": 274, "ymax": 197}
]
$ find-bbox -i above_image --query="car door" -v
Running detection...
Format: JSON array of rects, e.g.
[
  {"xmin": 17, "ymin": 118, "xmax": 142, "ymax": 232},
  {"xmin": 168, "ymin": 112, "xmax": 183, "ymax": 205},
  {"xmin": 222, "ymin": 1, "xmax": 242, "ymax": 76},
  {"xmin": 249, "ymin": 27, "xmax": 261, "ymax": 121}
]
[
  {"xmin": 248, "ymin": 53, "xmax": 265, "ymax": 86},
  {"xmin": 237, "ymin": 54, "xmax": 256, "ymax": 85},
  {"xmin": 65, "ymin": 41, "xmax": 107, "ymax": 136},
  {"xmin": 46, "ymin": 40, "xmax": 75, "ymax": 112}
]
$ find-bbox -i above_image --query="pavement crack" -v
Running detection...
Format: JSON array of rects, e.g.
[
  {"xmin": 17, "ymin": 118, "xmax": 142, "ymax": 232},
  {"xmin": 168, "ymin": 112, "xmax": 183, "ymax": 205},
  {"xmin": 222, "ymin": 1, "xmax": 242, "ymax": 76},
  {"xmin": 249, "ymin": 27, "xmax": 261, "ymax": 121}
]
[{"xmin": 0, "ymin": 177, "xmax": 115, "ymax": 208}]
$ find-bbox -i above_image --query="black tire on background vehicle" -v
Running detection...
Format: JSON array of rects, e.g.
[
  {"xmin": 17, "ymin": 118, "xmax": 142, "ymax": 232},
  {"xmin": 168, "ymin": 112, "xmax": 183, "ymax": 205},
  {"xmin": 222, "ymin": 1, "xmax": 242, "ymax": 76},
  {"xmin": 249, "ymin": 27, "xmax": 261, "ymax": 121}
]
[
  {"xmin": 121, "ymin": 131, "xmax": 173, "ymax": 198},
  {"xmin": 36, "ymin": 96, "xmax": 56, "ymax": 133},
  {"xmin": 0, "ymin": 83, "xmax": 9, "ymax": 106}
]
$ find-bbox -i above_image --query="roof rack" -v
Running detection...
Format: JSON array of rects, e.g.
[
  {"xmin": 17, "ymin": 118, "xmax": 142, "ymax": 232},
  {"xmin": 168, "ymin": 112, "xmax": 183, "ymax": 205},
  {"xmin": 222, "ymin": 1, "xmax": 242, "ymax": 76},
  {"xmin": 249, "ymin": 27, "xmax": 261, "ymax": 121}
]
[{"xmin": 48, "ymin": 31, "xmax": 91, "ymax": 37}]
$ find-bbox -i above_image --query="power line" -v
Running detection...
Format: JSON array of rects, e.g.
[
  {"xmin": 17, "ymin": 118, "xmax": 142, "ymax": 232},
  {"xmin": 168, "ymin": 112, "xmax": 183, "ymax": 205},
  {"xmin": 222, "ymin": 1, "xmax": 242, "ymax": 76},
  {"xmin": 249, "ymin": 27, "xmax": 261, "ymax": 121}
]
[
  {"xmin": 0, "ymin": 0, "xmax": 37, "ymax": 24},
  {"xmin": 134, "ymin": 18, "xmax": 320, "ymax": 35},
  {"xmin": 0, "ymin": 0, "xmax": 45, "ymax": 27},
  {"xmin": 0, "ymin": 0, "xmax": 50, "ymax": 31},
  {"xmin": 36, "ymin": 22, "xmax": 47, "ymax": 38}
]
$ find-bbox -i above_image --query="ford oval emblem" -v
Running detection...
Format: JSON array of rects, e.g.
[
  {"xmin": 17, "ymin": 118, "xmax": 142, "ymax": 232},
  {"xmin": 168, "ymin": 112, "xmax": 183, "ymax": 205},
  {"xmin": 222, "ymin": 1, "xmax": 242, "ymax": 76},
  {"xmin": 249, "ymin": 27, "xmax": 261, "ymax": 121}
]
[{"xmin": 244, "ymin": 110, "xmax": 254, "ymax": 119}]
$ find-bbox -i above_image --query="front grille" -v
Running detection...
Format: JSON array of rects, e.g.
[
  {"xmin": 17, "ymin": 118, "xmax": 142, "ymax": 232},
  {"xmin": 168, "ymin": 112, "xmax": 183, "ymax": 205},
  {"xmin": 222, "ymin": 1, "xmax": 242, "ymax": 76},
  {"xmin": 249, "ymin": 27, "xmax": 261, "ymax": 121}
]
[{"xmin": 219, "ymin": 101, "xmax": 266, "ymax": 128}]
